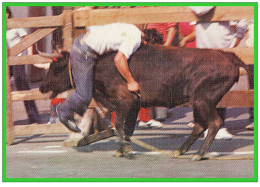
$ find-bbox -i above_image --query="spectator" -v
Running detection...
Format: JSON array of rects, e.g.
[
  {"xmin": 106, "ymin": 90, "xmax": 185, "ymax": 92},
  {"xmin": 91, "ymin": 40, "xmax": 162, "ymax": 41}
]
[
  {"xmin": 137, "ymin": 22, "xmax": 178, "ymax": 129},
  {"xmin": 188, "ymin": 6, "xmax": 251, "ymax": 139},
  {"xmin": 179, "ymin": 22, "xmax": 196, "ymax": 48},
  {"xmin": 6, "ymin": 7, "xmax": 40, "ymax": 124}
]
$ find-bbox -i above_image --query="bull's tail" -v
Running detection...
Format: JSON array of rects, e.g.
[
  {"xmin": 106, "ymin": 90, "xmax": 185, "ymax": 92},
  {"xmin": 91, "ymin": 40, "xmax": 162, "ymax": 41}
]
[{"xmin": 228, "ymin": 52, "xmax": 253, "ymax": 87}]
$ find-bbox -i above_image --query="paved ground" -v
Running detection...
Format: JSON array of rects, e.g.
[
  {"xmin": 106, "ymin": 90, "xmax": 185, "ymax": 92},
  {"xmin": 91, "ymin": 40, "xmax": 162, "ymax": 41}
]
[{"xmin": 4, "ymin": 75, "xmax": 256, "ymax": 181}]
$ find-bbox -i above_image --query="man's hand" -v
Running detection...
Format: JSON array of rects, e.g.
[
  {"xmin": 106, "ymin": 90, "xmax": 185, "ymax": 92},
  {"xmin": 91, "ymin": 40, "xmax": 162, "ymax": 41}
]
[
  {"xmin": 114, "ymin": 51, "xmax": 140, "ymax": 92},
  {"xmin": 127, "ymin": 80, "xmax": 140, "ymax": 92}
]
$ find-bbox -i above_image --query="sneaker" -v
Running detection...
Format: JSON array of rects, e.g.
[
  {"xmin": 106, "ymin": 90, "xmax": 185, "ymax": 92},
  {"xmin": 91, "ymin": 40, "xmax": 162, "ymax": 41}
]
[
  {"xmin": 56, "ymin": 105, "xmax": 81, "ymax": 132},
  {"xmin": 138, "ymin": 121, "xmax": 149, "ymax": 129},
  {"xmin": 147, "ymin": 119, "xmax": 163, "ymax": 129},
  {"xmin": 47, "ymin": 117, "xmax": 56, "ymax": 125},
  {"xmin": 204, "ymin": 128, "xmax": 233, "ymax": 140},
  {"xmin": 245, "ymin": 123, "xmax": 254, "ymax": 130}
]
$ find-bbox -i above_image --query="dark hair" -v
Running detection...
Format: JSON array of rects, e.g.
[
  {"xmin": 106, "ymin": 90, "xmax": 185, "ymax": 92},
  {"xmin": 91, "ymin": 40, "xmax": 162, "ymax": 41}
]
[
  {"xmin": 143, "ymin": 29, "xmax": 163, "ymax": 44},
  {"xmin": 6, "ymin": 7, "xmax": 12, "ymax": 18}
]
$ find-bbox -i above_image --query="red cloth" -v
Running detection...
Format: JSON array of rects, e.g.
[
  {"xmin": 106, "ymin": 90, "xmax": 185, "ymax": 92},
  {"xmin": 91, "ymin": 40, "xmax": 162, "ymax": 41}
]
[
  {"xmin": 147, "ymin": 22, "xmax": 177, "ymax": 43},
  {"xmin": 139, "ymin": 107, "xmax": 151, "ymax": 122},
  {"xmin": 111, "ymin": 112, "xmax": 116, "ymax": 126},
  {"xmin": 51, "ymin": 98, "xmax": 65, "ymax": 105},
  {"xmin": 178, "ymin": 22, "xmax": 196, "ymax": 48}
]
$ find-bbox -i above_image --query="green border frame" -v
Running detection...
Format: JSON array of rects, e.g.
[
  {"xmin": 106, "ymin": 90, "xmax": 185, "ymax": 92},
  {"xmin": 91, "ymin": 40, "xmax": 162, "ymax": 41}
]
[{"xmin": 2, "ymin": 1, "xmax": 258, "ymax": 182}]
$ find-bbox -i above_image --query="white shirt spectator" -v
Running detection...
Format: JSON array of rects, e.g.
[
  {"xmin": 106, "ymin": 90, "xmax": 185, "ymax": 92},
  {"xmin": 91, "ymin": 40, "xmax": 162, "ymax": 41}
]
[
  {"xmin": 189, "ymin": 6, "xmax": 249, "ymax": 48},
  {"xmin": 7, "ymin": 28, "xmax": 27, "ymax": 56},
  {"xmin": 84, "ymin": 23, "xmax": 142, "ymax": 59}
]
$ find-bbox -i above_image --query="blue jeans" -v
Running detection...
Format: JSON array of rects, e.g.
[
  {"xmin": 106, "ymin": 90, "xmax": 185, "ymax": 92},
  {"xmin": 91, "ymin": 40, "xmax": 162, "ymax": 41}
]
[{"xmin": 58, "ymin": 34, "xmax": 98, "ymax": 120}]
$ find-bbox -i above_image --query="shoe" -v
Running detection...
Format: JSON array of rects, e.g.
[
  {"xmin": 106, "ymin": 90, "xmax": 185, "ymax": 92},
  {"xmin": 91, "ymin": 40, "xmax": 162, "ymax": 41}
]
[
  {"xmin": 204, "ymin": 128, "xmax": 233, "ymax": 140},
  {"xmin": 245, "ymin": 123, "xmax": 254, "ymax": 130},
  {"xmin": 56, "ymin": 105, "xmax": 81, "ymax": 132},
  {"xmin": 147, "ymin": 119, "xmax": 163, "ymax": 129},
  {"xmin": 47, "ymin": 117, "xmax": 56, "ymax": 125},
  {"xmin": 187, "ymin": 122, "xmax": 195, "ymax": 128},
  {"xmin": 138, "ymin": 121, "xmax": 149, "ymax": 129}
]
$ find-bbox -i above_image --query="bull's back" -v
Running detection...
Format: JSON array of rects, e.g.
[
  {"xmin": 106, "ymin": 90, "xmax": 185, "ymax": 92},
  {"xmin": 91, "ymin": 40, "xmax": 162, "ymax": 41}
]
[{"xmin": 95, "ymin": 45, "xmax": 240, "ymax": 108}]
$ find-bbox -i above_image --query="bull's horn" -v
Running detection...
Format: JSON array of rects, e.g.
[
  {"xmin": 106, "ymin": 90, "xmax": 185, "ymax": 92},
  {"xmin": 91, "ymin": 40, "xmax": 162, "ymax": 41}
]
[{"xmin": 36, "ymin": 44, "xmax": 62, "ymax": 59}]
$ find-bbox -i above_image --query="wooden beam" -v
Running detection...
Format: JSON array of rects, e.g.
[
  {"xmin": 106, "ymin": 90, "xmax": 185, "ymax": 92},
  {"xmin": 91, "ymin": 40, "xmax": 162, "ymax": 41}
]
[
  {"xmin": 12, "ymin": 87, "xmax": 254, "ymax": 108},
  {"xmin": 217, "ymin": 90, "xmax": 254, "ymax": 107},
  {"xmin": 8, "ymin": 28, "xmax": 57, "ymax": 57},
  {"xmin": 6, "ymin": 54, "xmax": 15, "ymax": 145},
  {"xmin": 8, "ymin": 55, "xmax": 52, "ymax": 66},
  {"xmin": 219, "ymin": 48, "xmax": 254, "ymax": 65},
  {"xmin": 11, "ymin": 88, "xmax": 51, "ymax": 101},
  {"xmin": 74, "ymin": 6, "xmax": 254, "ymax": 27},
  {"xmin": 62, "ymin": 10, "xmax": 73, "ymax": 52},
  {"xmin": 14, "ymin": 123, "xmax": 69, "ymax": 136},
  {"xmin": 7, "ymin": 15, "xmax": 63, "ymax": 29},
  {"xmin": 7, "ymin": 47, "xmax": 254, "ymax": 66},
  {"xmin": 211, "ymin": 6, "xmax": 254, "ymax": 21}
]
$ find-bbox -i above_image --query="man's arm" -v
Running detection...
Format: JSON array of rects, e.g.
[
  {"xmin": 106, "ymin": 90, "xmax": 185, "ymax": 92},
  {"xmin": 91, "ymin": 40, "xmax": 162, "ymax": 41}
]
[
  {"xmin": 163, "ymin": 27, "xmax": 176, "ymax": 47},
  {"xmin": 114, "ymin": 51, "xmax": 140, "ymax": 92}
]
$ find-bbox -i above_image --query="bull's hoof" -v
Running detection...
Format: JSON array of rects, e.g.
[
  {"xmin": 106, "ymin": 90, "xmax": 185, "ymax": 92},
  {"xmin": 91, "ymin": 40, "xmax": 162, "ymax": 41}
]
[
  {"xmin": 191, "ymin": 154, "xmax": 203, "ymax": 161},
  {"xmin": 114, "ymin": 141, "xmax": 133, "ymax": 158},
  {"xmin": 170, "ymin": 150, "xmax": 182, "ymax": 158},
  {"xmin": 114, "ymin": 147, "xmax": 125, "ymax": 157},
  {"xmin": 124, "ymin": 152, "xmax": 135, "ymax": 159}
]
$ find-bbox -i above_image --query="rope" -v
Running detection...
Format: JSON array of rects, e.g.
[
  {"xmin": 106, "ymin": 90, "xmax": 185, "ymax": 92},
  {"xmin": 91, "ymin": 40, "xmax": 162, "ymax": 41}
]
[
  {"xmin": 131, "ymin": 137, "xmax": 254, "ymax": 160},
  {"xmin": 68, "ymin": 59, "xmax": 75, "ymax": 89}
]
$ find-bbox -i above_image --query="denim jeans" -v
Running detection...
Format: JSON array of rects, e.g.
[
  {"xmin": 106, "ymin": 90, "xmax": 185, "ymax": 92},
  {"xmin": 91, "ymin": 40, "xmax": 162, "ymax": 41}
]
[{"xmin": 59, "ymin": 34, "xmax": 98, "ymax": 119}]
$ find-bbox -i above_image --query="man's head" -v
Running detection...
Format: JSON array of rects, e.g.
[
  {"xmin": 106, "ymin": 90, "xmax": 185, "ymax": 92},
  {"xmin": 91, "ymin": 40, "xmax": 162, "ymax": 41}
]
[{"xmin": 142, "ymin": 29, "xmax": 163, "ymax": 44}]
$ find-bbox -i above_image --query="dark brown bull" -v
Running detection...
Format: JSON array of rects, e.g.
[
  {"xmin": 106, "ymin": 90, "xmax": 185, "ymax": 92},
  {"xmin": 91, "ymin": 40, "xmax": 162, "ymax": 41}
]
[{"xmin": 40, "ymin": 44, "xmax": 252, "ymax": 161}]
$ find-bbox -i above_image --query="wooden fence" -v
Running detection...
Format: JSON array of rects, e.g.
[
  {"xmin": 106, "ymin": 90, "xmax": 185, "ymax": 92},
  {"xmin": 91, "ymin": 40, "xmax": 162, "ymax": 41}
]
[{"xmin": 6, "ymin": 6, "xmax": 254, "ymax": 145}]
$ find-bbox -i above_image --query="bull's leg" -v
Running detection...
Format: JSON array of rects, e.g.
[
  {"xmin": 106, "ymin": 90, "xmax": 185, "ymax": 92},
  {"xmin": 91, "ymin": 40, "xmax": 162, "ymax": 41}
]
[
  {"xmin": 192, "ymin": 109, "xmax": 222, "ymax": 161},
  {"xmin": 172, "ymin": 104, "xmax": 207, "ymax": 158},
  {"xmin": 114, "ymin": 99, "xmax": 140, "ymax": 158},
  {"xmin": 172, "ymin": 123, "xmax": 205, "ymax": 157}
]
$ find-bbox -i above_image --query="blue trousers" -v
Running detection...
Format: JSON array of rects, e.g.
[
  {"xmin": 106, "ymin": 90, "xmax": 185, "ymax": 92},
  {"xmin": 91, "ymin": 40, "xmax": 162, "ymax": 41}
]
[{"xmin": 58, "ymin": 34, "xmax": 97, "ymax": 120}]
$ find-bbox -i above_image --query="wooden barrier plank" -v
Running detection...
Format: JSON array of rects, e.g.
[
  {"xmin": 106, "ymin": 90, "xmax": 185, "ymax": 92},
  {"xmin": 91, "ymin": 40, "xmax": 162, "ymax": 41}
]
[
  {"xmin": 11, "ymin": 88, "xmax": 51, "ymax": 101},
  {"xmin": 219, "ymin": 48, "xmax": 254, "ymax": 65},
  {"xmin": 12, "ymin": 88, "xmax": 253, "ymax": 108},
  {"xmin": 8, "ymin": 55, "xmax": 52, "ymax": 66},
  {"xmin": 6, "ymin": 54, "xmax": 15, "ymax": 145},
  {"xmin": 74, "ymin": 6, "xmax": 254, "ymax": 27},
  {"xmin": 211, "ymin": 6, "xmax": 254, "ymax": 21},
  {"xmin": 8, "ymin": 28, "xmax": 57, "ymax": 57},
  {"xmin": 14, "ymin": 123, "xmax": 69, "ymax": 136},
  {"xmin": 217, "ymin": 90, "xmax": 254, "ymax": 107},
  {"xmin": 7, "ymin": 15, "xmax": 63, "ymax": 29},
  {"xmin": 7, "ymin": 48, "xmax": 254, "ymax": 66},
  {"xmin": 62, "ymin": 10, "xmax": 73, "ymax": 52}
]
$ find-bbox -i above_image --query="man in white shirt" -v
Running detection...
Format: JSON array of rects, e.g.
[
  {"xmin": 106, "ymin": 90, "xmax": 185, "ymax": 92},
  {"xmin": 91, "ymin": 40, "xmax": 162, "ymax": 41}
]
[
  {"xmin": 57, "ymin": 23, "xmax": 142, "ymax": 132},
  {"xmin": 189, "ymin": 6, "xmax": 249, "ymax": 49}
]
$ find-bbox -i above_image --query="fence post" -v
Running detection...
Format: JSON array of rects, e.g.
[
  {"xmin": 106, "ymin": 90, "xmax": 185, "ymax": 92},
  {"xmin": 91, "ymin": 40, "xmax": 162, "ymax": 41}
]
[
  {"xmin": 6, "ymin": 53, "xmax": 14, "ymax": 145},
  {"xmin": 62, "ymin": 9, "xmax": 73, "ymax": 52}
]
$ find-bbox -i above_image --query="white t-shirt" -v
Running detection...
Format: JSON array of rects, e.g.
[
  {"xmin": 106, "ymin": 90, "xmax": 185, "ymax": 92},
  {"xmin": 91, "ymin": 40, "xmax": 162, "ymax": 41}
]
[
  {"xmin": 189, "ymin": 6, "xmax": 249, "ymax": 49},
  {"xmin": 7, "ymin": 28, "xmax": 28, "ymax": 56},
  {"xmin": 84, "ymin": 23, "xmax": 142, "ymax": 59},
  {"xmin": 195, "ymin": 22, "xmax": 237, "ymax": 48}
]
